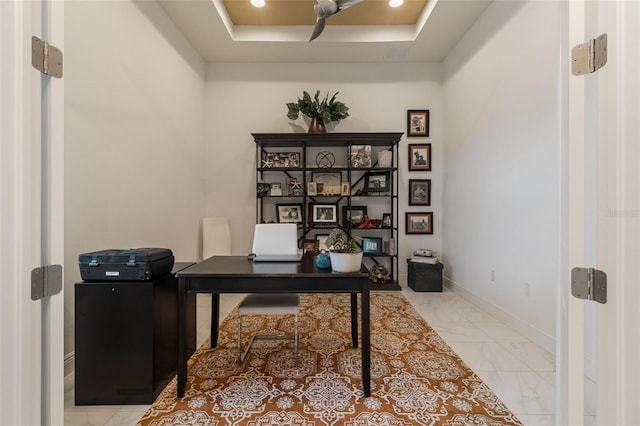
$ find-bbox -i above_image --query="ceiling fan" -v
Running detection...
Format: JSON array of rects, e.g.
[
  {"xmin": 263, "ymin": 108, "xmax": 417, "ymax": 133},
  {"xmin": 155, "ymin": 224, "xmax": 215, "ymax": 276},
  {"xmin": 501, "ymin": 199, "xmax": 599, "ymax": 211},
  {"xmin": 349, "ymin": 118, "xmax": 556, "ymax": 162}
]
[{"xmin": 309, "ymin": 0, "xmax": 364, "ymax": 41}]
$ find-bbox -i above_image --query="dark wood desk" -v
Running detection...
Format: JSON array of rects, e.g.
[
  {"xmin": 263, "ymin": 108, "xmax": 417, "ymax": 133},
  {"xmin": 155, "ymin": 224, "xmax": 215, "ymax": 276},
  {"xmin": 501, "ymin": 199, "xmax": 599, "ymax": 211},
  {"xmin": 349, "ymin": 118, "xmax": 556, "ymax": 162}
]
[{"xmin": 176, "ymin": 254, "xmax": 371, "ymax": 397}]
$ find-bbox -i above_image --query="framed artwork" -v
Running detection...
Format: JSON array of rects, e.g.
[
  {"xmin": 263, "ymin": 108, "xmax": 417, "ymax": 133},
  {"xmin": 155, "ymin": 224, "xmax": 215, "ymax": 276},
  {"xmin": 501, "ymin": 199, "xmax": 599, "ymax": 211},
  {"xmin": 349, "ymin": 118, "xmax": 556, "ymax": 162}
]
[
  {"xmin": 349, "ymin": 145, "xmax": 372, "ymax": 168},
  {"xmin": 276, "ymin": 203, "xmax": 303, "ymax": 223},
  {"xmin": 407, "ymin": 110, "xmax": 429, "ymax": 137},
  {"xmin": 382, "ymin": 213, "xmax": 392, "ymax": 228},
  {"xmin": 408, "ymin": 179, "xmax": 431, "ymax": 206},
  {"xmin": 312, "ymin": 204, "xmax": 337, "ymax": 224},
  {"xmin": 270, "ymin": 182, "xmax": 282, "ymax": 196},
  {"xmin": 257, "ymin": 182, "xmax": 271, "ymax": 197},
  {"xmin": 307, "ymin": 182, "xmax": 317, "ymax": 196},
  {"xmin": 362, "ymin": 237, "xmax": 383, "ymax": 255},
  {"xmin": 341, "ymin": 182, "xmax": 350, "ymax": 196},
  {"xmin": 287, "ymin": 177, "xmax": 303, "ymax": 196},
  {"xmin": 342, "ymin": 205, "xmax": 368, "ymax": 226},
  {"xmin": 303, "ymin": 239, "xmax": 318, "ymax": 254},
  {"xmin": 405, "ymin": 212, "xmax": 433, "ymax": 234},
  {"xmin": 364, "ymin": 171, "xmax": 390, "ymax": 192},
  {"xmin": 312, "ymin": 171, "xmax": 341, "ymax": 195},
  {"xmin": 263, "ymin": 152, "xmax": 300, "ymax": 168},
  {"xmin": 316, "ymin": 234, "xmax": 330, "ymax": 251},
  {"xmin": 408, "ymin": 144, "xmax": 432, "ymax": 171}
]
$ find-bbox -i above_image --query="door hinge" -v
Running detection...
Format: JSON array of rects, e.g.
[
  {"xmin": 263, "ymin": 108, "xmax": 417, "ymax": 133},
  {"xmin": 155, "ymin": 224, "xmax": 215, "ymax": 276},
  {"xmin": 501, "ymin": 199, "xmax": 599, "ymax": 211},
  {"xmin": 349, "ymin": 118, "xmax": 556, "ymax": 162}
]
[
  {"xmin": 572, "ymin": 34, "xmax": 607, "ymax": 76},
  {"xmin": 571, "ymin": 267, "xmax": 607, "ymax": 304},
  {"xmin": 31, "ymin": 36, "xmax": 63, "ymax": 78},
  {"xmin": 31, "ymin": 264, "xmax": 63, "ymax": 301}
]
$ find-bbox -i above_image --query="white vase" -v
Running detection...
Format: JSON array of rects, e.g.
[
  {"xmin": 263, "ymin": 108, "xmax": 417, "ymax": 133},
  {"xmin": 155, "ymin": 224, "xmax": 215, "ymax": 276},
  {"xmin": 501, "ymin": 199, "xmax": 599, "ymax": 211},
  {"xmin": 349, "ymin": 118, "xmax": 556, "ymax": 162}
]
[{"xmin": 329, "ymin": 251, "xmax": 363, "ymax": 273}]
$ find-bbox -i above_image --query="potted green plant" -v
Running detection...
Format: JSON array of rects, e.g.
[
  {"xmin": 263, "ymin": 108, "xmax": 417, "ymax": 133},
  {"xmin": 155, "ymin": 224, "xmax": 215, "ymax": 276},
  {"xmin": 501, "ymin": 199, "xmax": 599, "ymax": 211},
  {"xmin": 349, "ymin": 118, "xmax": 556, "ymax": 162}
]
[
  {"xmin": 286, "ymin": 90, "xmax": 349, "ymax": 133},
  {"xmin": 324, "ymin": 228, "xmax": 362, "ymax": 272}
]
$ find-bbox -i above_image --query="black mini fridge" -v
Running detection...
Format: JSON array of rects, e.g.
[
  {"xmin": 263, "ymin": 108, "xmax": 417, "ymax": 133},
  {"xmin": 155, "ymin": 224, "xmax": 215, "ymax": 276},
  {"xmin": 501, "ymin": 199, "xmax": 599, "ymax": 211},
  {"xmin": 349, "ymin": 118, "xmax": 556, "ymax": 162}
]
[{"xmin": 74, "ymin": 264, "xmax": 195, "ymax": 405}]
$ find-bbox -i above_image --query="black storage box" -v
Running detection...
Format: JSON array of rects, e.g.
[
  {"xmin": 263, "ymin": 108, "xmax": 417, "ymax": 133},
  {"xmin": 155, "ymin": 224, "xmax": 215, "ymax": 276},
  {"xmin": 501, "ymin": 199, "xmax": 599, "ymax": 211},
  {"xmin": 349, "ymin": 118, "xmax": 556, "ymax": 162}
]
[
  {"xmin": 74, "ymin": 263, "xmax": 196, "ymax": 405},
  {"xmin": 79, "ymin": 248, "xmax": 174, "ymax": 281},
  {"xmin": 407, "ymin": 260, "xmax": 443, "ymax": 292}
]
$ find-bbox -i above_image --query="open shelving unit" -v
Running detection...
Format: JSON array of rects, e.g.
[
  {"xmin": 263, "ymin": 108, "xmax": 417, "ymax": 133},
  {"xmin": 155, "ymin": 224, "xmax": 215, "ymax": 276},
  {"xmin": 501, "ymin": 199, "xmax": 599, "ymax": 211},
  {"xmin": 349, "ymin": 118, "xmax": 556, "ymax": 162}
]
[{"xmin": 253, "ymin": 132, "xmax": 402, "ymax": 290}]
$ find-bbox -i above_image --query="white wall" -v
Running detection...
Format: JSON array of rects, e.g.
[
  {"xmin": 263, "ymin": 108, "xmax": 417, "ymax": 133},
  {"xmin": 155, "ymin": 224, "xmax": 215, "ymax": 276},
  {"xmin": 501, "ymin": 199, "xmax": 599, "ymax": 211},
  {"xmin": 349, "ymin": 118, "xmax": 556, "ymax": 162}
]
[
  {"xmin": 64, "ymin": 1, "xmax": 206, "ymax": 360},
  {"xmin": 442, "ymin": 0, "xmax": 560, "ymax": 352},
  {"xmin": 204, "ymin": 63, "xmax": 444, "ymax": 265}
]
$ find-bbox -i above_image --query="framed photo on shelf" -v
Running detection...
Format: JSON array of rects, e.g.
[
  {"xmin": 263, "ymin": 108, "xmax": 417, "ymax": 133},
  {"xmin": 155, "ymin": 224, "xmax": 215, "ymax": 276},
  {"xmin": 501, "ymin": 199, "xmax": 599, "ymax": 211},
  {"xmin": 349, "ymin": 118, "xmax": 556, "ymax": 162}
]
[
  {"xmin": 312, "ymin": 171, "xmax": 341, "ymax": 195},
  {"xmin": 303, "ymin": 239, "xmax": 318, "ymax": 254},
  {"xmin": 257, "ymin": 182, "xmax": 271, "ymax": 197},
  {"xmin": 349, "ymin": 145, "xmax": 372, "ymax": 168},
  {"xmin": 316, "ymin": 234, "xmax": 330, "ymax": 251},
  {"xmin": 362, "ymin": 237, "xmax": 383, "ymax": 255},
  {"xmin": 382, "ymin": 213, "xmax": 392, "ymax": 228},
  {"xmin": 270, "ymin": 182, "xmax": 282, "ymax": 196},
  {"xmin": 276, "ymin": 203, "xmax": 303, "ymax": 223},
  {"xmin": 364, "ymin": 171, "xmax": 390, "ymax": 192},
  {"xmin": 408, "ymin": 179, "xmax": 431, "ymax": 206},
  {"xmin": 341, "ymin": 182, "xmax": 350, "ymax": 196},
  {"xmin": 405, "ymin": 212, "xmax": 433, "ymax": 234},
  {"xmin": 342, "ymin": 205, "xmax": 368, "ymax": 226},
  {"xmin": 408, "ymin": 144, "xmax": 431, "ymax": 171},
  {"xmin": 407, "ymin": 110, "xmax": 429, "ymax": 137},
  {"xmin": 307, "ymin": 182, "xmax": 317, "ymax": 196},
  {"xmin": 263, "ymin": 152, "xmax": 300, "ymax": 168},
  {"xmin": 312, "ymin": 204, "xmax": 338, "ymax": 224}
]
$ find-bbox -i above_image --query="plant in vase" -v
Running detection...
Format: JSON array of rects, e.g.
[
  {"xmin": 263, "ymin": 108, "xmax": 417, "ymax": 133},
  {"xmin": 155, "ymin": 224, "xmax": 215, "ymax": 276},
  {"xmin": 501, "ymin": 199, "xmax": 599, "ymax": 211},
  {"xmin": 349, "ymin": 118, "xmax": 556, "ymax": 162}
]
[
  {"xmin": 324, "ymin": 228, "xmax": 363, "ymax": 272},
  {"xmin": 286, "ymin": 90, "xmax": 349, "ymax": 133}
]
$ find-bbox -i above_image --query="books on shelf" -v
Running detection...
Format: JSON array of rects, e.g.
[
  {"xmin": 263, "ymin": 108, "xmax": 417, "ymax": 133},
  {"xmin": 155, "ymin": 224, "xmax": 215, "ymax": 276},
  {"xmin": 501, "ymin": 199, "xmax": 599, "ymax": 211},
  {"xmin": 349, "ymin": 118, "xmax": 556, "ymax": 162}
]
[
  {"xmin": 410, "ymin": 256, "xmax": 439, "ymax": 264},
  {"xmin": 413, "ymin": 249, "xmax": 435, "ymax": 257}
]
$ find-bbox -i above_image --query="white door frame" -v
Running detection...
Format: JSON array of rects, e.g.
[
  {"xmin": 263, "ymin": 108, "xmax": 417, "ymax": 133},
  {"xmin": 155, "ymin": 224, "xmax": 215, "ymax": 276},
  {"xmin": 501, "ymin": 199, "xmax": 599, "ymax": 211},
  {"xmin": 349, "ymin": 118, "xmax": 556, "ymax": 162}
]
[
  {"xmin": 563, "ymin": 0, "xmax": 640, "ymax": 424},
  {"xmin": 0, "ymin": 0, "xmax": 64, "ymax": 424}
]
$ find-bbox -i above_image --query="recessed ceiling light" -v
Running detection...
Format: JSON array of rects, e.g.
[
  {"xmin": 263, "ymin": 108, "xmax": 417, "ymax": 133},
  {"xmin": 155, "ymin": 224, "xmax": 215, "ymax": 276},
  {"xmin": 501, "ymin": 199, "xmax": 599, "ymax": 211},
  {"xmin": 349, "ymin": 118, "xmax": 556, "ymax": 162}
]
[
  {"xmin": 251, "ymin": 0, "xmax": 265, "ymax": 7},
  {"xmin": 389, "ymin": 0, "xmax": 403, "ymax": 7}
]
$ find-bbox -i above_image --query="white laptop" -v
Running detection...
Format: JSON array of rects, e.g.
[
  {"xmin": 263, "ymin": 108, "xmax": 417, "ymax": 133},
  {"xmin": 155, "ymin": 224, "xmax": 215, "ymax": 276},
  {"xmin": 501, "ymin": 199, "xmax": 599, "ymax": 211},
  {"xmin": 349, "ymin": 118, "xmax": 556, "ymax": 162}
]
[{"xmin": 251, "ymin": 223, "xmax": 303, "ymax": 262}]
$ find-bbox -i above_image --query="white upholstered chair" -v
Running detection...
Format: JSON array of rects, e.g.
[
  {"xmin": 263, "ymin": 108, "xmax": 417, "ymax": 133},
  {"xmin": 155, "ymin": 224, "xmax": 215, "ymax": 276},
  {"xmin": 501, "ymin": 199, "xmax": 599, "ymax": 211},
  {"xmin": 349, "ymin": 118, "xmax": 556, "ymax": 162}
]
[{"xmin": 237, "ymin": 223, "xmax": 300, "ymax": 365}]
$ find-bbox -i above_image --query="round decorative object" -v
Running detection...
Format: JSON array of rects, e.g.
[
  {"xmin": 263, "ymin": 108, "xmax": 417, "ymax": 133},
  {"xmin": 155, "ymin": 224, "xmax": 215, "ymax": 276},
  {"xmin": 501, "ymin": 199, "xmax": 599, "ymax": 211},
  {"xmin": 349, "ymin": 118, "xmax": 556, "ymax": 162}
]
[
  {"xmin": 316, "ymin": 151, "xmax": 336, "ymax": 168},
  {"xmin": 315, "ymin": 252, "xmax": 331, "ymax": 269}
]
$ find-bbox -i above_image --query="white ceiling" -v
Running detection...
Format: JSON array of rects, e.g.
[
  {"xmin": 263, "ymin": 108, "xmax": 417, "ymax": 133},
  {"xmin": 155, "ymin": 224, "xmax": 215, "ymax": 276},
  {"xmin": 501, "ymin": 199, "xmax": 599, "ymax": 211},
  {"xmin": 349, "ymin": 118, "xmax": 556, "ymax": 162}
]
[{"xmin": 157, "ymin": 0, "xmax": 491, "ymax": 63}]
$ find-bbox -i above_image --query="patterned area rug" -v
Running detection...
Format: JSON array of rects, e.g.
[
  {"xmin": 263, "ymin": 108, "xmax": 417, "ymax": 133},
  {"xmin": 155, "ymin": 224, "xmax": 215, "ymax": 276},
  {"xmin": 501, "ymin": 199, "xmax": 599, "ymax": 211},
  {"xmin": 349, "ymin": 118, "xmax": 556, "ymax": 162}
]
[{"xmin": 137, "ymin": 293, "xmax": 522, "ymax": 425}]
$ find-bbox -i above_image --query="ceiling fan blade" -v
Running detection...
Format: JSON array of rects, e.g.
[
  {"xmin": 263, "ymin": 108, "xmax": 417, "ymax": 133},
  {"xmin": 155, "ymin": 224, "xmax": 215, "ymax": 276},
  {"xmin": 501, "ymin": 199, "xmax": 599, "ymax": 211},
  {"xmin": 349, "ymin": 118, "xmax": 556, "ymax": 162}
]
[
  {"xmin": 336, "ymin": 0, "xmax": 363, "ymax": 10},
  {"xmin": 309, "ymin": 18, "xmax": 326, "ymax": 42}
]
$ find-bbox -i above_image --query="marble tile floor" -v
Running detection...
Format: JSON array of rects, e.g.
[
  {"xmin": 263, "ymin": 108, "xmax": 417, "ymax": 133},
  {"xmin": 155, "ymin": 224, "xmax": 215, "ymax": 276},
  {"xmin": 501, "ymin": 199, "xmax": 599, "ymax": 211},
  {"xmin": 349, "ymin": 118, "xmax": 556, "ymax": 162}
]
[{"xmin": 64, "ymin": 287, "xmax": 556, "ymax": 425}]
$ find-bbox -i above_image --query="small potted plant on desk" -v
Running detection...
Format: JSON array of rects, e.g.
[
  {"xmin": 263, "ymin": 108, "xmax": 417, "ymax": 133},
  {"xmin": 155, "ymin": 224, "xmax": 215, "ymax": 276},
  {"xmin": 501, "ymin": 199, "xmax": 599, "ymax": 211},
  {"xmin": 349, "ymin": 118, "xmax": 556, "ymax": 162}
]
[{"xmin": 324, "ymin": 228, "xmax": 363, "ymax": 273}]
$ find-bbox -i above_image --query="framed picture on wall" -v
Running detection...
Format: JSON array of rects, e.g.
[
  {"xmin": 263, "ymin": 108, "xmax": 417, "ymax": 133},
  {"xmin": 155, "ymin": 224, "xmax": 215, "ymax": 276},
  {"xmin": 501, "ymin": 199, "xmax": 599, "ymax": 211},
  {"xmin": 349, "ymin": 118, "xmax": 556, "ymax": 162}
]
[
  {"xmin": 408, "ymin": 179, "xmax": 431, "ymax": 206},
  {"xmin": 407, "ymin": 110, "xmax": 429, "ymax": 137},
  {"xmin": 405, "ymin": 212, "xmax": 433, "ymax": 234},
  {"xmin": 408, "ymin": 144, "xmax": 431, "ymax": 171}
]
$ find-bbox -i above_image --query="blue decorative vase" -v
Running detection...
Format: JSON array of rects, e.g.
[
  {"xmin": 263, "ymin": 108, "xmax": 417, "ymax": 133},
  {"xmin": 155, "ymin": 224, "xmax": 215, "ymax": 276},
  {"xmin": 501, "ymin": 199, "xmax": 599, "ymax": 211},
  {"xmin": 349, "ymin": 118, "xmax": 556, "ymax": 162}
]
[{"xmin": 315, "ymin": 252, "xmax": 331, "ymax": 269}]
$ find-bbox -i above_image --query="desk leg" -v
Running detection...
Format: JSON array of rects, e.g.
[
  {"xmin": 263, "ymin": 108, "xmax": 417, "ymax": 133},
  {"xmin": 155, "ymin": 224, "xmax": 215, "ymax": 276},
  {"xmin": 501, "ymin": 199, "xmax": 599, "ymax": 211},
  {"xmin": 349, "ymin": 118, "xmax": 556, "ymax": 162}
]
[
  {"xmin": 350, "ymin": 293, "xmax": 358, "ymax": 348},
  {"xmin": 361, "ymin": 280, "xmax": 371, "ymax": 397},
  {"xmin": 177, "ymin": 278, "xmax": 187, "ymax": 398},
  {"xmin": 210, "ymin": 293, "xmax": 220, "ymax": 348}
]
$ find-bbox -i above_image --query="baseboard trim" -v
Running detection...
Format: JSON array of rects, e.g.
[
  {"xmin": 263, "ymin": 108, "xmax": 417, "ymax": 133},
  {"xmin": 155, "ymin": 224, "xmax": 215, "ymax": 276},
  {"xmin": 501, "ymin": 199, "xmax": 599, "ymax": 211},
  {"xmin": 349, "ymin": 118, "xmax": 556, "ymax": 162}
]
[
  {"xmin": 444, "ymin": 275, "xmax": 555, "ymax": 354},
  {"xmin": 64, "ymin": 351, "xmax": 74, "ymax": 378}
]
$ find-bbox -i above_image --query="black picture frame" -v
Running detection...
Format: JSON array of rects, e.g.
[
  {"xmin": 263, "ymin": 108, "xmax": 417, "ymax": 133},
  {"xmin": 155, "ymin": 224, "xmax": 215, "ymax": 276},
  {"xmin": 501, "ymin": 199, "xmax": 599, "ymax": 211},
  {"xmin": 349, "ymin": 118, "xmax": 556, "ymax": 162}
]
[
  {"xmin": 362, "ymin": 237, "xmax": 383, "ymax": 255},
  {"xmin": 407, "ymin": 110, "xmax": 429, "ymax": 137},
  {"xmin": 303, "ymin": 239, "xmax": 318, "ymax": 254},
  {"xmin": 408, "ymin": 144, "xmax": 432, "ymax": 171},
  {"xmin": 405, "ymin": 212, "xmax": 433, "ymax": 234},
  {"xmin": 263, "ymin": 152, "xmax": 300, "ymax": 168},
  {"xmin": 364, "ymin": 171, "xmax": 390, "ymax": 192},
  {"xmin": 342, "ymin": 205, "xmax": 368, "ymax": 226},
  {"xmin": 382, "ymin": 213, "xmax": 392, "ymax": 228},
  {"xmin": 276, "ymin": 203, "xmax": 303, "ymax": 224},
  {"xmin": 312, "ymin": 204, "xmax": 338, "ymax": 224},
  {"xmin": 408, "ymin": 179, "xmax": 431, "ymax": 206}
]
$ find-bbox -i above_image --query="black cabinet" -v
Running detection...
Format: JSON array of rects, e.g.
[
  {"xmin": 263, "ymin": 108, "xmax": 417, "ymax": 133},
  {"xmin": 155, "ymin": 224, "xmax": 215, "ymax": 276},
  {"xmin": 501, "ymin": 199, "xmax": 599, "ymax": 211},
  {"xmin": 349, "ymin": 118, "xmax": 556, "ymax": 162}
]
[
  {"xmin": 74, "ymin": 264, "xmax": 195, "ymax": 405},
  {"xmin": 253, "ymin": 132, "xmax": 402, "ymax": 289},
  {"xmin": 407, "ymin": 260, "xmax": 443, "ymax": 292}
]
